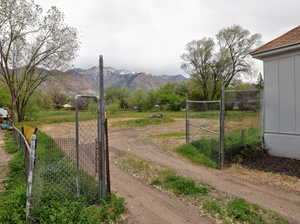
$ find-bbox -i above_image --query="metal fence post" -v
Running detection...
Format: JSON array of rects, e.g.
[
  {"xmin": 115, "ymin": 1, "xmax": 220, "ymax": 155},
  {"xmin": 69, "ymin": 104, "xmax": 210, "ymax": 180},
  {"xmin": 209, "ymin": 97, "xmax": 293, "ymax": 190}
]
[
  {"xmin": 185, "ymin": 99, "xmax": 189, "ymax": 144},
  {"xmin": 105, "ymin": 119, "xmax": 111, "ymax": 194},
  {"xmin": 75, "ymin": 96, "xmax": 80, "ymax": 197},
  {"xmin": 26, "ymin": 134, "xmax": 36, "ymax": 224},
  {"xmin": 98, "ymin": 55, "xmax": 107, "ymax": 199},
  {"xmin": 219, "ymin": 85, "xmax": 225, "ymax": 169}
]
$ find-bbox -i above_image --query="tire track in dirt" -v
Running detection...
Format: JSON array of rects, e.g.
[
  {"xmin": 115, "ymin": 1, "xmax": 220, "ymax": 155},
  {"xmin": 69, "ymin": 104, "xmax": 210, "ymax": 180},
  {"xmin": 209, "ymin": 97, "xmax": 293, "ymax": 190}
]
[
  {"xmin": 108, "ymin": 127, "xmax": 300, "ymax": 224},
  {"xmin": 41, "ymin": 124, "xmax": 215, "ymax": 224},
  {"xmin": 110, "ymin": 158, "xmax": 215, "ymax": 224}
]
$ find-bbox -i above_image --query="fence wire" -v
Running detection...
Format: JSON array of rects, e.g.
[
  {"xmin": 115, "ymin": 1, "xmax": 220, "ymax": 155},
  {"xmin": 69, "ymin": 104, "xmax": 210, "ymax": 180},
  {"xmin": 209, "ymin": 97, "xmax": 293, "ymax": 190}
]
[
  {"xmin": 185, "ymin": 89, "xmax": 263, "ymax": 169},
  {"xmin": 186, "ymin": 100, "xmax": 221, "ymax": 166},
  {"xmin": 224, "ymin": 89, "xmax": 262, "ymax": 162}
]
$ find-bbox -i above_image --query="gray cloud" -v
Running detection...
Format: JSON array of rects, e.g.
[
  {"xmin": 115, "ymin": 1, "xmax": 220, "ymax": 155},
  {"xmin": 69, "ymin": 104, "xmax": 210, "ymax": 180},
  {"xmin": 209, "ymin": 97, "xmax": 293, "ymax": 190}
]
[{"xmin": 36, "ymin": 0, "xmax": 299, "ymax": 75}]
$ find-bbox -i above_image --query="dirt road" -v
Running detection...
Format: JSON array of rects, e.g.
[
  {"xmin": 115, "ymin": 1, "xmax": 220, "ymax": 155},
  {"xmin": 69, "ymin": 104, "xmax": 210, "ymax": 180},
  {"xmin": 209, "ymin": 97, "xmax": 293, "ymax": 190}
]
[
  {"xmin": 108, "ymin": 126, "xmax": 300, "ymax": 224},
  {"xmin": 0, "ymin": 131, "xmax": 11, "ymax": 191},
  {"xmin": 42, "ymin": 121, "xmax": 300, "ymax": 224},
  {"xmin": 110, "ymin": 152, "xmax": 214, "ymax": 224},
  {"xmin": 41, "ymin": 123, "xmax": 214, "ymax": 224}
]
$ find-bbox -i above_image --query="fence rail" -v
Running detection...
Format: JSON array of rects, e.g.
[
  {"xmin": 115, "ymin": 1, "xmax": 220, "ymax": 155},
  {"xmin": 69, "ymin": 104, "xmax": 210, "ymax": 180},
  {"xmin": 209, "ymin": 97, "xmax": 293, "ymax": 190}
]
[{"xmin": 12, "ymin": 124, "xmax": 36, "ymax": 224}]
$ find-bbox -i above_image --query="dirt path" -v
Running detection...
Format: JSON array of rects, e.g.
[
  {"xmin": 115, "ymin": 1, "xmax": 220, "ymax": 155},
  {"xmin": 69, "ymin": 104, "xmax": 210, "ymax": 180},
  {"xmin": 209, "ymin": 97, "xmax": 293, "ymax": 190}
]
[
  {"xmin": 41, "ymin": 124, "xmax": 214, "ymax": 224},
  {"xmin": 41, "ymin": 121, "xmax": 300, "ymax": 223},
  {"xmin": 110, "ymin": 152, "xmax": 214, "ymax": 224},
  {"xmin": 0, "ymin": 130, "xmax": 11, "ymax": 191},
  {"xmin": 108, "ymin": 127, "xmax": 300, "ymax": 224}
]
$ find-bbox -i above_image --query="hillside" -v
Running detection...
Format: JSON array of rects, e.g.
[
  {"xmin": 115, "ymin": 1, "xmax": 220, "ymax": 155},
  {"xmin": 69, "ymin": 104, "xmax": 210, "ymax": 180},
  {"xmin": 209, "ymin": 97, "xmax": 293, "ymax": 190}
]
[{"xmin": 41, "ymin": 66, "xmax": 188, "ymax": 95}]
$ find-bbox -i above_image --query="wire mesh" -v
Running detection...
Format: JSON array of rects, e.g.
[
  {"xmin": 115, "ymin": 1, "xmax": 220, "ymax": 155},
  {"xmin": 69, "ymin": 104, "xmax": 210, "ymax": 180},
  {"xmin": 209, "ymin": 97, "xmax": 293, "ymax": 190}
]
[
  {"xmin": 186, "ymin": 100, "xmax": 221, "ymax": 166},
  {"xmin": 30, "ymin": 97, "xmax": 101, "ymax": 222},
  {"xmin": 224, "ymin": 89, "xmax": 262, "ymax": 162}
]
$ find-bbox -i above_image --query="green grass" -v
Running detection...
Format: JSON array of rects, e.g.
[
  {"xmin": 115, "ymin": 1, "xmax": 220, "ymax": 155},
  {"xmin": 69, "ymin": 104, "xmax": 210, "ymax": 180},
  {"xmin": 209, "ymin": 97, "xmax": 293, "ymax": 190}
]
[
  {"xmin": 118, "ymin": 155, "xmax": 289, "ymax": 224},
  {"xmin": 151, "ymin": 132, "xmax": 185, "ymax": 138},
  {"xmin": 176, "ymin": 128, "xmax": 262, "ymax": 168},
  {"xmin": 21, "ymin": 109, "xmax": 259, "ymax": 127},
  {"xmin": 0, "ymin": 131, "xmax": 126, "ymax": 223},
  {"xmin": 227, "ymin": 198, "xmax": 266, "ymax": 224},
  {"xmin": 151, "ymin": 175, "xmax": 209, "ymax": 196},
  {"xmin": 20, "ymin": 110, "xmax": 97, "ymax": 127},
  {"xmin": 176, "ymin": 144, "xmax": 218, "ymax": 168},
  {"xmin": 116, "ymin": 117, "xmax": 175, "ymax": 127}
]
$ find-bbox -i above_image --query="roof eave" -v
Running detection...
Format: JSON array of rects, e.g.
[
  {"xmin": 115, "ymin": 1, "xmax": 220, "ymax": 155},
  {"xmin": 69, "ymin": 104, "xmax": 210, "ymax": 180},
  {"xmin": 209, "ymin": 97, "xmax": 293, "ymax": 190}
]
[{"xmin": 251, "ymin": 42, "xmax": 300, "ymax": 60}]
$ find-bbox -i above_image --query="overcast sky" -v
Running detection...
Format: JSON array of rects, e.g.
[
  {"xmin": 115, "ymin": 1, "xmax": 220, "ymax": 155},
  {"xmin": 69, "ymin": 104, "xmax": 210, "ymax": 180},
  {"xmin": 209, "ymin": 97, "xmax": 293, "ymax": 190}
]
[{"xmin": 36, "ymin": 0, "xmax": 299, "ymax": 76}]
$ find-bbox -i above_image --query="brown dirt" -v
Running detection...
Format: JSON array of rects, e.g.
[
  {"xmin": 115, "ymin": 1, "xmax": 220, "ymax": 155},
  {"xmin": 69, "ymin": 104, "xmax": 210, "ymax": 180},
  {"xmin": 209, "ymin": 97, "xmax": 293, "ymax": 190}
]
[
  {"xmin": 0, "ymin": 130, "xmax": 12, "ymax": 191},
  {"xmin": 110, "ymin": 154, "xmax": 215, "ymax": 224},
  {"xmin": 41, "ymin": 122, "xmax": 214, "ymax": 224},
  {"xmin": 41, "ymin": 119, "xmax": 300, "ymax": 224}
]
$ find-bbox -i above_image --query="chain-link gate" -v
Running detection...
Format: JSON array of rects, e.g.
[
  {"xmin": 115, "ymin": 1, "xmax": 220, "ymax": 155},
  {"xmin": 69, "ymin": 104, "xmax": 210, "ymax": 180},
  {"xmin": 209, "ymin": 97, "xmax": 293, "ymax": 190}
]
[
  {"xmin": 185, "ymin": 87, "xmax": 263, "ymax": 169},
  {"xmin": 185, "ymin": 99, "xmax": 224, "ymax": 168},
  {"xmin": 224, "ymin": 89, "xmax": 262, "ymax": 162}
]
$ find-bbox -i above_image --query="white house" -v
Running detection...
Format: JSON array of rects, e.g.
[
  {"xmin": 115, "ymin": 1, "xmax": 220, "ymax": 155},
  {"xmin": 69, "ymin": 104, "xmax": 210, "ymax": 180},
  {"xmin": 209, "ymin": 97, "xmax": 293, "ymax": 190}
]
[{"xmin": 251, "ymin": 26, "xmax": 300, "ymax": 160}]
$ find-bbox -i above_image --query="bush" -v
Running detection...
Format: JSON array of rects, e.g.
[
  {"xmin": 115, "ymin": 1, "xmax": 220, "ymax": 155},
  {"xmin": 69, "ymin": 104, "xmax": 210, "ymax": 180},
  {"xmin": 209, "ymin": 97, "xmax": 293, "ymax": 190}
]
[{"xmin": 106, "ymin": 103, "xmax": 120, "ymax": 115}]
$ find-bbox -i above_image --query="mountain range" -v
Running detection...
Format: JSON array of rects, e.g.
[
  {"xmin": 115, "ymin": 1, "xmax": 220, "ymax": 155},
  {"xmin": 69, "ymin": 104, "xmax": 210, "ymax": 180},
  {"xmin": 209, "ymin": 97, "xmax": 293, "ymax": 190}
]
[{"xmin": 43, "ymin": 66, "xmax": 188, "ymax": 95}]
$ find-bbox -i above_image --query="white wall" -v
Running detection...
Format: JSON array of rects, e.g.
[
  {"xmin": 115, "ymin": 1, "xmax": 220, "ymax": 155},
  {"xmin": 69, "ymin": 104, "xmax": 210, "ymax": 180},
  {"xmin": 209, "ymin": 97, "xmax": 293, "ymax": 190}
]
[{"xmin": 264, "ymin": 52, "xmax": 300, "ymax": 160}]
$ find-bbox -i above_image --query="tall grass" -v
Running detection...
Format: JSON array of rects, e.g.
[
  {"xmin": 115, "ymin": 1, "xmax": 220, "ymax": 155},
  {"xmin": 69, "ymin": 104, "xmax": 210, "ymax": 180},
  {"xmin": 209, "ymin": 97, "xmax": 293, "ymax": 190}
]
[{"xmin": 176, "ymin": 128, "xmax": 262, "ymax": 168}]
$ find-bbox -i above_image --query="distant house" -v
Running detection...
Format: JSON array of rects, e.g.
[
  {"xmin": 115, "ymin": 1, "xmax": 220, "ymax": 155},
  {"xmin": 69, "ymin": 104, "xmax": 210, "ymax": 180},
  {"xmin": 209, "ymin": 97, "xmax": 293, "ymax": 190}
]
[
  {"xmin": 62, "ymin": 104, "xmax": 73, "ymax": 109},
  {"xmin": 251, "ymin": 26, "xmax": 300, "ymax": 160}
]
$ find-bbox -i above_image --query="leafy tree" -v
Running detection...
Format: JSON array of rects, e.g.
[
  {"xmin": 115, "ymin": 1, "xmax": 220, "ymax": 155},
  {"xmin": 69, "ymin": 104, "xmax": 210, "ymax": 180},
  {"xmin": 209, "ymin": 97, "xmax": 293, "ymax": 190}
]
[
  {"xmin": 105, "ymin": 88, "xmax": 129, "ymax": 109},
  {"xmin": 181, "ymin": 25, "xmax": 261, "ymax": 100},
  {"xmin": 0, "ymin": 0, "xmax": 79, "ymax": 121},
  {"xmin": 256, "ymin": 73, "xmax": 264, "ymax": 89},
  {"xmin": 156, "ymin": 83, "xmax": 187, "ymax": 110},
  {"xmin": 127, "ymin": 90, "xmax": 148, "ymax": 111},
  {"xmin": 0, "ymin": 84, "xmax": 10, "ymax": 107},
  {"xmin": 49, "ymin": 88, "xmax": 68, "ymax": 109}
]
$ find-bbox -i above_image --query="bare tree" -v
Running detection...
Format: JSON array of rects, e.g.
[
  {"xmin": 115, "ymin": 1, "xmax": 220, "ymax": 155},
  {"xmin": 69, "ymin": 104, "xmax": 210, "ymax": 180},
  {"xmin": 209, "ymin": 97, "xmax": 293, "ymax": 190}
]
[
  {"xmin": 0, "ymin": 0, "xmax": 79, "ymax": 121},
  {"xmin": 181, "ymin": 25, "xmax": 261, "ymax": 100},
  {"xmin": 216, "ymin": 25, "xmax": 261, "ymax": 87},
  {"xmin": 181, "ymin": 38, "xmax": 215, "ymax": 100}
]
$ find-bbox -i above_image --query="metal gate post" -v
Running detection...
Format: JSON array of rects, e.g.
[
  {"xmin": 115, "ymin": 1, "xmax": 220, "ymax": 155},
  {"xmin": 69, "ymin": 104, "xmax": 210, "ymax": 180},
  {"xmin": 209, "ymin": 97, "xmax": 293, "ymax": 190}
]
[
  {"xmin": 75, "ymin": 96, "xmax": 80, "ymax": 196},
  {"xmin": 185, "ymin": 99, "xmax": 189, "ymax": 144},
  {"xmin": 98, "ymin": 55, "xmax": 107, "ymax": 199},
  {"xmin": 219, "ymin": 85, "xmax": 225, "ymax": 169}
]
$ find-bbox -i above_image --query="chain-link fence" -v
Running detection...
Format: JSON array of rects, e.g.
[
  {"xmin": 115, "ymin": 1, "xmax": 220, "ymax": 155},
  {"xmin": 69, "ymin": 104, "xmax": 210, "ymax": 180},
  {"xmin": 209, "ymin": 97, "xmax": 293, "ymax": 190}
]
[
  {"xmin": 185, "ymin": 100, "xmax": 222, "ymax": 168},
  {"xmin": 224, "ymin": 89, "xmax": 262, "ymax": 162},
  {"xmin": 185, "ymin": 88, "xmax": 263, "ymax": 169},
  {"xmin": 29, "ymin": 96, "xmax": 110, "ymax": 223}
]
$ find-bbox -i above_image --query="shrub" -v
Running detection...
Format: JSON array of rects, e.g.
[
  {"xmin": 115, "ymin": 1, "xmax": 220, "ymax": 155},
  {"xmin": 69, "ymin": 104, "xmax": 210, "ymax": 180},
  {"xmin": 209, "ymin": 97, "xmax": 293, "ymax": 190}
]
[
  {"xmin": 227, "ymin": 198, "xmax": 266, "ymax": 224},
  {"xmin": 106, "ymin": 103, "xmax": 120, "ymax": 115},
  {"xmin": 151, "ymin": 175, "xmax": 208, "ymax": 196}
]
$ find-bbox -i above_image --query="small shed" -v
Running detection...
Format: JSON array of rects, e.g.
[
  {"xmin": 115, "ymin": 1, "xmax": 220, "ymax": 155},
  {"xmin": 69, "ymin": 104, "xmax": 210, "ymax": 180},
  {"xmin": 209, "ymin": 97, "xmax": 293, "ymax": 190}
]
[{"xmin": 252, "ymin": 26, "xmax": 300, "ymax": 160}]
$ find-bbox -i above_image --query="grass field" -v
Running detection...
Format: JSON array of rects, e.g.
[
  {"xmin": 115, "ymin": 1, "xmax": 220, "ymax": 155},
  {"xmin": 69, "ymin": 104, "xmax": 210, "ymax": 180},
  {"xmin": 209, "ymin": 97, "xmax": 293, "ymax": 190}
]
[{"xmin": 21, "ymin": 109, "xmax": 259, "ymax": 128}]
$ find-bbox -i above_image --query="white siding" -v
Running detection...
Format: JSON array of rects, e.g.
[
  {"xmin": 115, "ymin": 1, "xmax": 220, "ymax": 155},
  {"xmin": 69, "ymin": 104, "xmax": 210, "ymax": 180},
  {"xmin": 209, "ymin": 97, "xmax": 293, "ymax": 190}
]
[
  {"xmin": 278, "ymin": 56, "xmax": 295, "ymax": 133},
  {"xmin": 263, "ymin": 52, "xmax": 300, "ymax": 160},
  {"xmin": 265, "ymin": 133, "xmax": 300, "ymax": 159},
  {"xmin": 264, "ymin": 60, "xmax": 279, "ymax": 132},
  {"xmin": 295, "ymin": 55, "xmax": 300, "ymax": 133}
]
